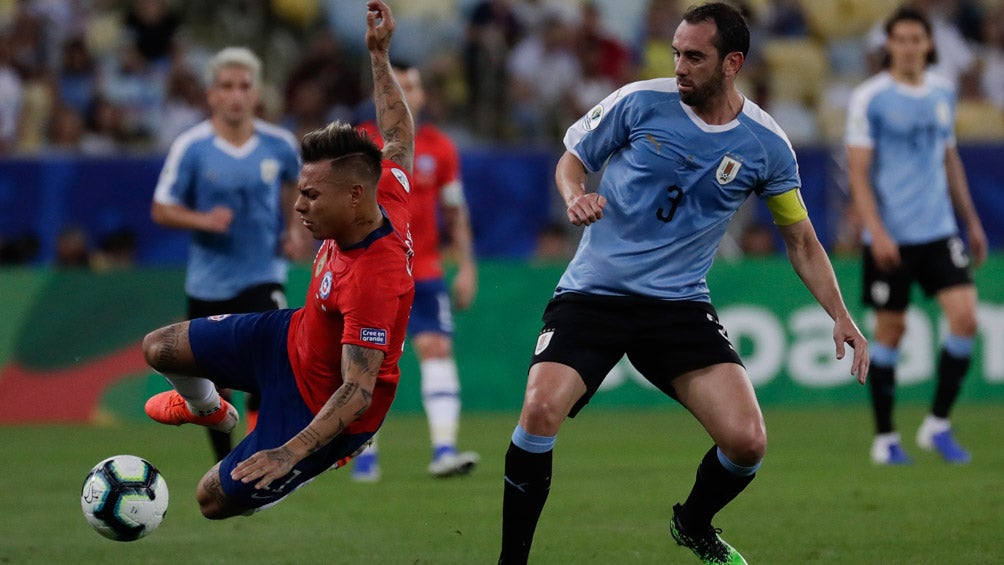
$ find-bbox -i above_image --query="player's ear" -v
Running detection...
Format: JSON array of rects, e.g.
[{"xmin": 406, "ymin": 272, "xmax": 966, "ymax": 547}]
[{"xmin": 724, "ymin": 51, "xmax": 744, "ymax": 77}]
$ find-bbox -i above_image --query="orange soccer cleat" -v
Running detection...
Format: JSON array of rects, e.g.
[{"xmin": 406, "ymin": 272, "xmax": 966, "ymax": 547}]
[{"xmin": 145, "ymin": 391, "xmax": 238, "ymax": 433}]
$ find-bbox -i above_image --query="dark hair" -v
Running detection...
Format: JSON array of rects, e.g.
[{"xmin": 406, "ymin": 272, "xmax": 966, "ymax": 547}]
[
  {"xmin": 682, "ymin": 2, "xmax": 750, "ymax": 59},
  {"xmin": 882, "ymin": 6, "xmax": 938, "ymax": 67},
  {"xmin": 300, "ymin": 121, "xmax": 383, "ymax": 185}
]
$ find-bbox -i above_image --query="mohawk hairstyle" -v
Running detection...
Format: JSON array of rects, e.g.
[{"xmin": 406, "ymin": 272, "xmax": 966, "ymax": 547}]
[{"xmin": 300, "ymin": 121, "xmax": 383, "ymax": 184}]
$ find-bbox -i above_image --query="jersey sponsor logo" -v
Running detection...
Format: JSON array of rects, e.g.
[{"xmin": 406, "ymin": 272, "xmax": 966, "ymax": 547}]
[
  {"xmin": 391, "ymin": 168, "xmax": 411, "ymax": 193},
  {"xmin": 716, "ymin": 155, "xmax": 742, "ymax": 185},
  {"xmin": 260, "ymin": 158, "xmax": 280, "ymax": 185},
  {"xmin": 207, "ymin": 314, "xmax": 231, "ymax": 322},
  {"xmin": 645, "ymin": 133, "xmax": 663, "ymax": 155},
  {"xmin": 534, "ymin": 329, "xmax": 554, "ymax": 355},
  {"xmin": 583, "ymin": 104, "xmax": 604, "ymax": 131},
  {"xmin": 319, "ymin": 271, "xmax": 333, "ymax": 299},
  {"xmin": 360, "ymin": 328, "xmax": 388, "ymax": 345}
]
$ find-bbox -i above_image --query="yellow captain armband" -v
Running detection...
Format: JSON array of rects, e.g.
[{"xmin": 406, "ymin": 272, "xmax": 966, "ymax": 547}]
[{"xmin": 766, "ymin": 188, "xmax": 809, "ymax": 226}]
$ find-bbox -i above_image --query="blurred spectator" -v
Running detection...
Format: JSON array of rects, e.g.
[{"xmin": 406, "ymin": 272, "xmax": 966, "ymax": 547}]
[
  {"xmin": 282, "ymin": 79, "xmax": 330, "ymax": 140},
  {"xmin": 579, "ymin": 1, "xmax": 632, "ymax": 86},
  {"xmin": 44, "ymin": 104, "xmax": 85, "ymax": 153},
  {"xmin": 56, "ymin": 36, "xmax": 97, "ymax": 117},
  {"xmin": 283, "ymin": 30, "xmax": 361, "ymax": 128},
  {"xmin": 92, "ymin": 228, "xmax": 138, "ymax": 270},
  {"xmin": 762, "ymin": 0, "xmax": 809, "ymax": 37},
  {"xmin": 0, "ymin": 36, "xmax": 23, "ymax": 154},
  {"xmin": 158, "ymin": 66, "xmax": 207, "ymax": 151},
  {"xmin": 123, "ymin": 0, "xmax": 181, "ymax": 68},
  {"xmin": 507, "ymin": 11, "xmax": 581, "ymax": 143},
  {"xmin": 54, "ymin": 225, "xmax": 92, "ymax": 268},
  {"xmin": 980, "ymin": 3, "xmax": 1004, "ymax": 109},
  {"xmin": 463, "ymin": 0, "xmax": 522, "ymax": 138},
  {"xmin": 634, "ymin": 0, "xmax": 681, "ymax": 81},
  {"xmin": 98, "ymin": 41, "xmax": 166, "ymax": 145},
  {"xmin": 571, "ymin": 39, "xmax": 619, "ymax": 118},
  {"xmin": 81, "ymin": 96, "xmax": 125, "ymax": 156}
]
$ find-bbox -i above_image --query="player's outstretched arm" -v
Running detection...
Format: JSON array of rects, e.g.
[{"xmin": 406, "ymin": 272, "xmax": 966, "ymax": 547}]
[
  {"xmin": 230, "ymin": 344, "xmax": 384, "ymax": 490},
  {"xmin": 778, "ymin": 218, "xmax": 870, "ymax": 384},
  {"xmin": 366, "ymin": 0, "xmax": 413, "ymax": 175}
]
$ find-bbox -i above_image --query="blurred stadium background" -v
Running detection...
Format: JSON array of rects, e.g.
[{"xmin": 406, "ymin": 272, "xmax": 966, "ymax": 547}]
[
  {"xmin": 1, "ymin": 2, "xmax": 1003, "ymax": 561},
  {"xmin": 0, "ymin": 1, "xmax": 1002, "ymax": 433}
]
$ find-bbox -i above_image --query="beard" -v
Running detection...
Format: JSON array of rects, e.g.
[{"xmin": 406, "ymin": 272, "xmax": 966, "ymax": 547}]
[{"xmin": 678, "ymin": 65, "xmax": 725, "ymax": 108}]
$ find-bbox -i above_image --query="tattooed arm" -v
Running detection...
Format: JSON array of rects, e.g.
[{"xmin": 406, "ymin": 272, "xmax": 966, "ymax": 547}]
[
  {"xmin": 230, "ymin": 343, "xmax": 384, "ymax": 490},
  {"xmin": 366, "ymin": 0, "xmax": 414, "ymax": 175}
]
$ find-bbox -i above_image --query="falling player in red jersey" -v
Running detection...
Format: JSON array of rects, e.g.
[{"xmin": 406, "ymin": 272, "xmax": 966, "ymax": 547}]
[
  {"xmin": 141, "ymin": 0, "xmax": 416, "ymax": 518},
  {"xmin": 353, "ymin": 60, "xmax": 480, "ymax": 480}
]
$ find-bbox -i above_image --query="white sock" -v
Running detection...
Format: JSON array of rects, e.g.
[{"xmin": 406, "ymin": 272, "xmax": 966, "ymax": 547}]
[
  {"xmin": 421, "ymin": 358, "xmax": 461, "ymax": 449},
  {"xmin": 160, "ymin": 372, "xmax": 220, "ymax": 416}
]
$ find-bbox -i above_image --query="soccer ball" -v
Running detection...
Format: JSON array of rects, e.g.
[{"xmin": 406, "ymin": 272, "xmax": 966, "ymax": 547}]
[{"xmin": 80, "ymin": 455, "xmax": 169, "ymax": 541}]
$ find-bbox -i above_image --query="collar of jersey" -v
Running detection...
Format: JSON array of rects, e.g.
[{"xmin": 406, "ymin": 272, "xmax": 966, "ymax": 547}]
[{"xmin": 342, "ymin": 206, "xmax": 394, "ymax": 251}]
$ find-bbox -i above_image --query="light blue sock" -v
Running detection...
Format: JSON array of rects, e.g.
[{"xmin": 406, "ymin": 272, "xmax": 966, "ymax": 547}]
[{"xmin": 511, "ymin": 424, "xmax": 556, "ymax": 454}]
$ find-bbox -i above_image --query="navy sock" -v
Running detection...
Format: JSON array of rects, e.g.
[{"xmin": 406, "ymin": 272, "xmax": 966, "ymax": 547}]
[
  {"xmin": 868, "ymin": 364, "xmax": 896, "ymax": 434},
  {"xmin": 499, "ymin": 442, "xmax": 552, "ymax": 564},
  {"xmin": 933, "ymin": 348, "xmax": 970, "ymax": 418},
  {"xmin": 678, "ymin": 446, "xmax": 756, "ymax": 531}
]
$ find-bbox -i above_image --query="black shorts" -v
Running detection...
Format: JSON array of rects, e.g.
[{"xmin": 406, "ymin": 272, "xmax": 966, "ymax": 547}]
[
  {"xmin": 862, "ymin": 236, "xmax": 973, "ymax": 311},
  {"xmin": 529, "ymin": 293, "xmax": 743, "ymax": 417},
  {"xmin": 187, "ymin": 282, "xmax": 287, "ymax": 319}
]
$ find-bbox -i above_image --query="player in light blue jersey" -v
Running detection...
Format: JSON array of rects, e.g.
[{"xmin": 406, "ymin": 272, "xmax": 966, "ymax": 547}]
[
  {"xmin": 846, "ymin": 7, "xmax": 986, "ymax": 466},
  {"xmin": 152, "ymin": 46, "xmax": 313, "ymax": 461},
  {"xmin": 499, "ymin": 4, "xmax": 869, "ymax": 565}
]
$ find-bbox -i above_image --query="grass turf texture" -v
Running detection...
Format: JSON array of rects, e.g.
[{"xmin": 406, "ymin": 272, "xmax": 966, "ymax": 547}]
[{"xmin": 1, "ymin": 404, "xmax": 1002, "ymax": 564}]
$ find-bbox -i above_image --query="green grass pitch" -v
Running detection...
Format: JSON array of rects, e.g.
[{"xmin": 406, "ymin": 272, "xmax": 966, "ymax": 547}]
[{"xmin": 1, "ymin": 404, "xmax": 1002, "ymax": 564}]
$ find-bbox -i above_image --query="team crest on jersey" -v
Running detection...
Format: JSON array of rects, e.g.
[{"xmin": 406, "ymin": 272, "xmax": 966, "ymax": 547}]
[
  {"xmin": 936, "ymin": 101, "xmax": 951, "ymax": 127},
  {"xmin": 361, "ymin": 328, "xmax": 387, "ymax": 345},
  {"xmin": 391, "ymin": 167, "xmax": 411, "ymax": 193},
  {"xmin": 583, "ymin": 104, "xmax": 604, "ymax": 131},
  {"xmin": 534, "ymin": 329, "xmax": 554, "ymax": 355},
  {"xmin": 207, "ymin": 314, "xmax": 231, "ymax": 322},
  {"xmin": 319, "ymin": 271, "xmax": 333, "ymax": 299},
  {"xmin": 260, "ymin": 158, "xmax": 280, "ymax": 184},
  {"xmin": 715, "ymin": 155, "xmax": 742, "ymax": 185}
]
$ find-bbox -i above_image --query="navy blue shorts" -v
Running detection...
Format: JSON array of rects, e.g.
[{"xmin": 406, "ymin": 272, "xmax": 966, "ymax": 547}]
[
  {"xmin": 188, "ymin": 310, "xmax": 373, "ymax": 509},
  {"xmin": 407, "ymin": 278, "xmax": 453, "ymax": 337}
]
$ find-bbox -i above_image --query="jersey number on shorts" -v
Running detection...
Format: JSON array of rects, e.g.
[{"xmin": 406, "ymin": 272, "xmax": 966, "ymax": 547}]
[{"xmin": 656, "ymin": 185, "xmax": 684, "ymax": 223}]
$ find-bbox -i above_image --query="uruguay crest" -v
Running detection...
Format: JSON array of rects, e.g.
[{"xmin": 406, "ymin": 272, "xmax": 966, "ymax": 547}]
[
  {"xmin": 715, "ymin": 155, "xmax": 742, "ymax": 185},
  {"xmin": 260, "ymin": 158, "xmax": 280, "ymax": 184}
]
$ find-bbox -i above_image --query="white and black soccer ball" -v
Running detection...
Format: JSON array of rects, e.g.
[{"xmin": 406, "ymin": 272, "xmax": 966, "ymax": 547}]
[{"xmin": 80, "ymin": 455, "xmax": 169, "ymax": 542}]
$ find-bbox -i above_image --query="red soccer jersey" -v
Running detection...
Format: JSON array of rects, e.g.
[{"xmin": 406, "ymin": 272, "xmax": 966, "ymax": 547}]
[
  {"xmin": 286, "ymin": 160, "xmax": 414, "ymax": 434},
  {"xmin": 358, "ymin": 122, "xmax": 460, "ymax": 281}
]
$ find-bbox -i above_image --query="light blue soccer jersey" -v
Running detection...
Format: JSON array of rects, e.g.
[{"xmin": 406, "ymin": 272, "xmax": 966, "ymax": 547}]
[
  {"xmin": 154, "ymin": 120, "xmax": 300, "ymax": 301},
  {"xmin": 845, "ymin": 71, "xmax": 959, "ymax": 245},
  {"xmin": 559, "ymin": 78, "xmax": 801, "ymax": 302}
]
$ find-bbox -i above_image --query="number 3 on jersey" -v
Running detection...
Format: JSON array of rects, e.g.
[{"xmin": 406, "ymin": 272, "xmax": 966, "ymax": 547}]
[{"xmin": 656, "ymin": 185, "xmax": 684, "ymax": 223}]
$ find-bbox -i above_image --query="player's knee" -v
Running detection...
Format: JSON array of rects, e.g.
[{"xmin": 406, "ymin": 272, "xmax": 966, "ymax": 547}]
[
  {"xmin": 720, "ymin": 423, "xmax": 767, "ymax": 466},
  {"xmin": 142, "ymin": 329, "xmax": 168, "ymax": 371},
  {"xmin": 196, "ymin": 476, "xmax": 244, "ymax": 520},
  {"xmin": 519, "ymin": 395, "xmax": 565, "ymax": 435},
  {"xmin": 950, "ymin": 312, "xmax": 978, "ymax": 337}
]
